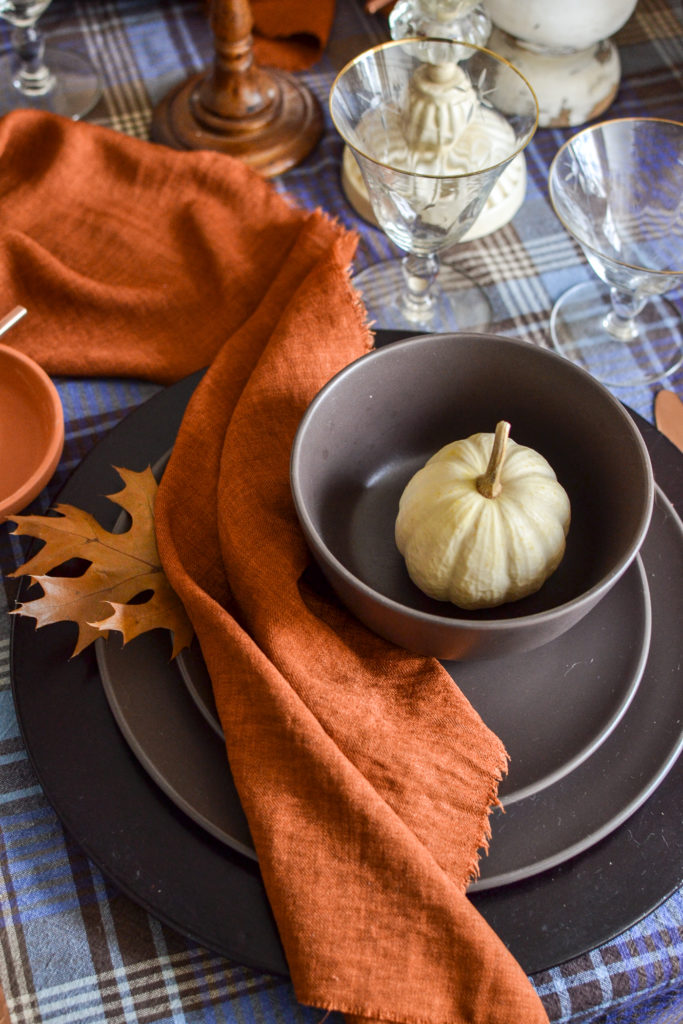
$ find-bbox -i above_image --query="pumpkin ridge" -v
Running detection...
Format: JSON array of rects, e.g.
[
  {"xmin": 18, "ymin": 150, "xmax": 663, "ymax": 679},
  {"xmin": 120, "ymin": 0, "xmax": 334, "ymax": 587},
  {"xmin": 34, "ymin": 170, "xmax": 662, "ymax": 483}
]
[
  {"xmin": 404, "ymin": 495, "xmax": 480, "ymax": 600},
  {"xmin": 395, "ymin": 426, "xmax": 571, "ymax": 610}
]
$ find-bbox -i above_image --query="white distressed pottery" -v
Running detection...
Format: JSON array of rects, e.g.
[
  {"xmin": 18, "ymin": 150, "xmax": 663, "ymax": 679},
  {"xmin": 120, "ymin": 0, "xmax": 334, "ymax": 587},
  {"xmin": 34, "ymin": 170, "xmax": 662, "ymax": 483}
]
[{"xmin": 483, "ymin": 0, "xmax": 638, "ymax": 126}]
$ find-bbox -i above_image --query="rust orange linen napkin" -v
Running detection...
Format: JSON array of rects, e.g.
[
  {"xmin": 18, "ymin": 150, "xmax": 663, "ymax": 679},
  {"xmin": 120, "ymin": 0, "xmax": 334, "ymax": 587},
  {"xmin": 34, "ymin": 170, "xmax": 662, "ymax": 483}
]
[
  {"xmin": 200, "ymin": 0, "xmax": 336, "ymax": 70},
  {"xmin": 0, "ymin": 110, "xmax": 337, "ymax": 384},
  {"xmin": 154, "ymin": 245, "xmax": 549, "ymax": 1024},
  {"xmin": 0, "ymin": 108, "xmax": 548, "ymax": 1023},
  {"xmin": 250, "ymin": 0, "xmax": 337, "ymax": 70}
]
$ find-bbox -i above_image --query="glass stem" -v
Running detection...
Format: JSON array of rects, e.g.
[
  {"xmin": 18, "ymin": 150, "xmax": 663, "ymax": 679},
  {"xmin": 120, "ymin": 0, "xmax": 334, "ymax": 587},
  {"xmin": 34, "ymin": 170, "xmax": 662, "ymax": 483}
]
[
  {"xmin": 400, "ymin": 252, "xmax": 439, "ymax": 321},
  {"xmin": 12, "ymin": 24, "xmax": 55, "ymax": 96},
  {"xmin": 604, "ymin": 286, "xmax": 647, "ymax": 342}
]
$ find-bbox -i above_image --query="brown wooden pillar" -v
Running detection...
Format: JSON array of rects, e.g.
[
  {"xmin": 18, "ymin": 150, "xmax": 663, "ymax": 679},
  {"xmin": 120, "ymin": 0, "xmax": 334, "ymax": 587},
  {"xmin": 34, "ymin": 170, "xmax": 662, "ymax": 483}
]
[{"xmin": 150, "ymin": 0, "xmax": 323, "ymax": 176}]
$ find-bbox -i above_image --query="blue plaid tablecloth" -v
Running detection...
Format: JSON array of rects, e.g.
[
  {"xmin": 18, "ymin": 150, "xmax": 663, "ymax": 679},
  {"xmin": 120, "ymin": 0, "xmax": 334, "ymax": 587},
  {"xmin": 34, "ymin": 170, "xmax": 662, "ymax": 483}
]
[{"xmin": 1, "ymin": 2, "xmax": 682, "ymax": 1022}]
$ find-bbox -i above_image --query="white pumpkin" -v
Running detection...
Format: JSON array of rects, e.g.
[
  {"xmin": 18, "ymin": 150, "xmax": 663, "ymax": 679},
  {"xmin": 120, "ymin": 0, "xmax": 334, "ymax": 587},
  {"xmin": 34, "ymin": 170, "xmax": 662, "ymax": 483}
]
[{"xmin": 395, "ymin": 421, "xmax": 571, "ymax": 610}]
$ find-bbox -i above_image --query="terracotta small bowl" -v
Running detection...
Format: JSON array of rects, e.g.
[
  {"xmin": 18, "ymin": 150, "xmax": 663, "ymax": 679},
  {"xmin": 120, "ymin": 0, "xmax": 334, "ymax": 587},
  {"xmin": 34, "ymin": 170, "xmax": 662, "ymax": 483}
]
[
  {"xmin": 0, "ymin": 345, "xmax": 64, "ymax": 519},
  {"xmin": 291, "ymin": 332, "xmax": 654, "ymax": 661}
]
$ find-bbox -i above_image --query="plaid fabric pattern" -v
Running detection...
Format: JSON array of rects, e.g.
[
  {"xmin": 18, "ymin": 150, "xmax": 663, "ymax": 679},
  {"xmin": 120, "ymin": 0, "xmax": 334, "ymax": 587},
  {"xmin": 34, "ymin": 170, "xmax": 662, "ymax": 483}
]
[{"xmin": 0, "ymin": 1, "xmax": 682, "ymax": 1021}]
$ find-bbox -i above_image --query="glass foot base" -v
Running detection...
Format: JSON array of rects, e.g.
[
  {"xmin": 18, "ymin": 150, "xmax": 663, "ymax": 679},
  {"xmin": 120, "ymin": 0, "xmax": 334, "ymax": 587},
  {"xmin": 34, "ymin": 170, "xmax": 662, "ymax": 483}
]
[
  {"xmin": 351, "ymin": 259, "xmax": 492, "ymax": 333},
  {"xmin": 0, "ymin": 47, "xmax": 102, "ymax": 119},
  {"xmin": 550, "ymin": 280, "xmax": 683, "ymax": 387}
]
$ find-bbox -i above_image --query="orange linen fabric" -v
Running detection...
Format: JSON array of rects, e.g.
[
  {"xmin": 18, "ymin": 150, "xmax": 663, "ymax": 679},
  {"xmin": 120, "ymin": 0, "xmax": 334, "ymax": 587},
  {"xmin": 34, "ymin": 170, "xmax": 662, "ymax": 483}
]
[
  {"xmin": 251, "ymin": 0, "xmax": 337, "ymax": 70},
  {"xmin": 0, "ymin": 110, "xmax": 332, "ymax": 383},
  {"xmin": 201, "ymin": 0, "xmax": 336, "ymax": 70},
  {"xmin": 0, "ymin": 108, "xmax": 548, "ymax": 1023}
]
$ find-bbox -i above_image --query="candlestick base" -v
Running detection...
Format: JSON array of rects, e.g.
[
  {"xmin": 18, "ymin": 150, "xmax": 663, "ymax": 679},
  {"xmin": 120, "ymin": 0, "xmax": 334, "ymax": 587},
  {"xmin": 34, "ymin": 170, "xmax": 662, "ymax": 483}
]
[{"xmin": 151, "ymin": 67, "xmax": 323, "ymax": 177}]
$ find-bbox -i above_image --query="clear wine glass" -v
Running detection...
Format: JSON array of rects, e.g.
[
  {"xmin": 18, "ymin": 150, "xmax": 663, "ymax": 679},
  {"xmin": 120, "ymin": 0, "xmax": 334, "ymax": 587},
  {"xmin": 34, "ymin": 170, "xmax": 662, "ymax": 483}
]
[
  {"xmin": 329, "ymin": 38, "xmax": 538, "ymax": 332},
  {"xmin": 0, "ymin": 0, "xmax": 101, "ymax": 119},
  {"xmin": 548, "ymin": 117, "xmax": 683, "ymax": 388}
]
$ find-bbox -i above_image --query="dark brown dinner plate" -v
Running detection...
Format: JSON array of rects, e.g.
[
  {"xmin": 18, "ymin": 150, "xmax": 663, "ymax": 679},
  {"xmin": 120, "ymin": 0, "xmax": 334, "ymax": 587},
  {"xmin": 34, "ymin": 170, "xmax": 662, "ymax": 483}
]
[
  {"xmin": 175, "ymin": 555, "xmax": 651, "ymax": 807},
  {"xmin": 95, "ymin": 487, "xmax": 681, "ymax": 892}
]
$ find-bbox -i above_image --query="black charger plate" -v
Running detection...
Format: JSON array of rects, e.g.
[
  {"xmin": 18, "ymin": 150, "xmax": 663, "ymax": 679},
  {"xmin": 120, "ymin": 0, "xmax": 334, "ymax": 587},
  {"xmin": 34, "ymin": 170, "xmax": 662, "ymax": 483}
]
[{"xmin": 10, "ymin": 340, "xmax": 683, "ymax": 976}]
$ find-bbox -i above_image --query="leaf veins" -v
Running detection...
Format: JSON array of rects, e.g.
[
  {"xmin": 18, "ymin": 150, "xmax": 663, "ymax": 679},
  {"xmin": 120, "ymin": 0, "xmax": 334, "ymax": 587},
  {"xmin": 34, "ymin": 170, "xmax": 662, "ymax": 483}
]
[{"xmin": 8, "ymin": 465, "xmax": 193, "ymax": 658}]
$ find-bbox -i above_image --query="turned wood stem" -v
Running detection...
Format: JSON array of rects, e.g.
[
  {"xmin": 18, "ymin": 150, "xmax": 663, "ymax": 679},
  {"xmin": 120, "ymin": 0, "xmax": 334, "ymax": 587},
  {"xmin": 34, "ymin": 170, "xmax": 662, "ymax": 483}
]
[
  {"xmin": 476, "ymin": 420, "xmax": 510, "ymax": 499},
  {"xmin": 197, "ymin": 0, "xmax": 276, "ymax": 123},
  {"xmin": 150, "ymin": 0, "xmax": 323, "ymax": 176}
]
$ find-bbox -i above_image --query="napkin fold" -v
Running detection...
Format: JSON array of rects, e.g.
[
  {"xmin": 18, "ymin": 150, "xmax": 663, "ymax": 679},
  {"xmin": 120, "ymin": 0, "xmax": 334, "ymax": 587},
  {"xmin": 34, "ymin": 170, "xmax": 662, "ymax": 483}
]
[
  {"xmin": 0, "ymin": 108, "xmax": 548, "ymax": 1024},
  {"xmin": 0, "ymin": 109, "xmax": 334, "ymax": 384},
  {"xmin": 251, "ymin": 0, "xmax": 337, "ymax": 70},
  {"xmin": 200, "ymin": 0, "xmax": 335, "ymax": 70}
]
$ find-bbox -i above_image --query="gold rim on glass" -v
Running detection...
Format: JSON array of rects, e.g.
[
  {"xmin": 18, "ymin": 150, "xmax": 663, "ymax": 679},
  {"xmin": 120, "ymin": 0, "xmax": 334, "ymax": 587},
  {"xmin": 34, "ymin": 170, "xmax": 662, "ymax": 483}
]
[
  {"xmin": 548, "ymin": 115, "xmax": 683, "ymax": 279},
  {"xmin": 329, "ymin": 36, "xmax": 539, "ymax": 180}
]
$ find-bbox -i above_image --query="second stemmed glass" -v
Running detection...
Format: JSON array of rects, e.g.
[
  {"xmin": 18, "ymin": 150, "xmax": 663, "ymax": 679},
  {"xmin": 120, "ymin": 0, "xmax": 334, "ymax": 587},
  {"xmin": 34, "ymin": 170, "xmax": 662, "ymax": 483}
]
[
  {"xmin": 0, "ymin": 0, "xmax": 101, "ymax": 119},
  {"xmin": 329, "ymin": 38, "xmax": 538, "ymax": 332},
  {"xmin": 548, "ymin": 117, "xmax": 683, "ymax": 388}
]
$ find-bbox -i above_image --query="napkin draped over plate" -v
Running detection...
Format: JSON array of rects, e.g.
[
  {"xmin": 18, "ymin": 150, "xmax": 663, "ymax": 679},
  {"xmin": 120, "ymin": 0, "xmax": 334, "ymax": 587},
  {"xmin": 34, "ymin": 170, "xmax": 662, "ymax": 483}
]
[{"xmin": 0, "ymin": 108, "xmax": 548, "ymax": 1024}]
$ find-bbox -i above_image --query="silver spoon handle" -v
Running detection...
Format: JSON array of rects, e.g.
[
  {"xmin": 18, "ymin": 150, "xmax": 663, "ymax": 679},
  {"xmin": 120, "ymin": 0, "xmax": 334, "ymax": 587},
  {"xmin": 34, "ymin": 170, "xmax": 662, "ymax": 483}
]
[{"xmin": 0, "ymin": 305, "xmax": 27, "ymax": 337}]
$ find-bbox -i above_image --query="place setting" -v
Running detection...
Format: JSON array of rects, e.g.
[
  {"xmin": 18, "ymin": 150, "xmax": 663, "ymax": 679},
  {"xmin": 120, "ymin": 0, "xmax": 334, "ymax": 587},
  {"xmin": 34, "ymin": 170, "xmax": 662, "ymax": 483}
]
[
  {"xmin": 10, "ymin": 318, "xmax": 683, "ymax": 977},
  {"xmin": 92, "ymin": 317, "xmax": 677, "ymax": 897},
  {"xmin": 3, "ymin": 7, "xmax": 683, "ymax": 1023}
]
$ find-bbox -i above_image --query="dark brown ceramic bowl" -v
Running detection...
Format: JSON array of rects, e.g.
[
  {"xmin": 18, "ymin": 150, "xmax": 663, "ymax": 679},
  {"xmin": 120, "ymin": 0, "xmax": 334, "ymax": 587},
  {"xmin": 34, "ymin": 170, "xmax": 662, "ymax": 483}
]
[{"xmin": 290, "ymin": 332, "xmax": 654, "ymax": 661}]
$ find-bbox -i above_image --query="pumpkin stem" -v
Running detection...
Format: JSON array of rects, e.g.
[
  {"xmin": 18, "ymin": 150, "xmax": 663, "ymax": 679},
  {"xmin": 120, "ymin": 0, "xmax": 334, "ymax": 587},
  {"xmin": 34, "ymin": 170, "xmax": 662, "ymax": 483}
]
[{"xmin": 476, "ymin": 420, "xmax": 510, "ymax": 499}]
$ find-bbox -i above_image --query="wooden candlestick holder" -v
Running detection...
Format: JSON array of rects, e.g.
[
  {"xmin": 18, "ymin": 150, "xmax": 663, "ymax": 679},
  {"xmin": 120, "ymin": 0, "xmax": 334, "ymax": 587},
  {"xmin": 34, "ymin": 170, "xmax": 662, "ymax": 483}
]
[{"xmin": 150, "ymin": 0, "xmax": 323, "ymax": 176}]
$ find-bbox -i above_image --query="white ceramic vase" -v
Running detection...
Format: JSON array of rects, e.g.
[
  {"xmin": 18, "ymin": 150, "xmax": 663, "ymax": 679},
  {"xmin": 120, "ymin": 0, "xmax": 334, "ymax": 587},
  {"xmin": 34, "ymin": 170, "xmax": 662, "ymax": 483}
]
[{"xmin": 483, "ymin": 0, "xmax": 638, "ymax": 126}]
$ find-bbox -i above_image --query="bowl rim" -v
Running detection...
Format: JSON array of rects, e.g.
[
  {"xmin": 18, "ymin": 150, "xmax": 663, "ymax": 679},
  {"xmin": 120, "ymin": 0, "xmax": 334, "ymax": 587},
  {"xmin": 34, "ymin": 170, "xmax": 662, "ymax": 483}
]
[
  {"xmin": 0, "ymin": 344, "xmax": 64, "ymax": 519},
  {"xmin": 291, "ymin": 331, "xmax": 655, "ymax": 633}
]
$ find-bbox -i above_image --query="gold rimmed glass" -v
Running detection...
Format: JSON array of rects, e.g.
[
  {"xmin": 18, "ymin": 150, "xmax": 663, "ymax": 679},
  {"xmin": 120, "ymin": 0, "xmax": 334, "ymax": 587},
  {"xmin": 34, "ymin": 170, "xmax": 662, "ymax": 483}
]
[
  {"xmin": 548, "ymin": 117, "xmax": 683, "ymax": 388},
  {"xmin": 329, "ymin": 38, "xmax": 538, "ymax": 331}
]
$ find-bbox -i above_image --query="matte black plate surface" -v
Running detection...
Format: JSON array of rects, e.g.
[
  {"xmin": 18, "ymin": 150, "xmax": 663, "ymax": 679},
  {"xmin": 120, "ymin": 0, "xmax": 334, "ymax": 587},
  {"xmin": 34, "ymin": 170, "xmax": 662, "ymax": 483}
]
[{"xmin": 9, "ymin": 341, "xmax": 683, "ymax": 975}]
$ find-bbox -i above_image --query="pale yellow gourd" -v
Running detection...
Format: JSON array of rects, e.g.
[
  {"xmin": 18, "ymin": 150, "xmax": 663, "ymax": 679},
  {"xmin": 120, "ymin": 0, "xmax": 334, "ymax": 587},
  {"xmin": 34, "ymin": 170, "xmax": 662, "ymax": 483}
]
[{"xmin": 395, "ymin": 421, "xmax": 571, "ymax": 610}]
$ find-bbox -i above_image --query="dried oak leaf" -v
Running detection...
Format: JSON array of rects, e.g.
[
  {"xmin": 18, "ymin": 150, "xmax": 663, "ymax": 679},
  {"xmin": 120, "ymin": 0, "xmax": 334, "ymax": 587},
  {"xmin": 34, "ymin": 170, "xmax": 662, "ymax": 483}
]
[{"xmin": 9, "ymin": 465, "xmax": 193, "ymax": 658}]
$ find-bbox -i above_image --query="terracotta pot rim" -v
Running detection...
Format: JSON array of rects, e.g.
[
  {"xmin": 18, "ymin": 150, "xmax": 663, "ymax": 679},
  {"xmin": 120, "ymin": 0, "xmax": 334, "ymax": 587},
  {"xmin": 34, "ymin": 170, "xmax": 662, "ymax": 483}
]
[{"xmin": 0, "ymin": 344, "xmax": 64, "ymax": 519}]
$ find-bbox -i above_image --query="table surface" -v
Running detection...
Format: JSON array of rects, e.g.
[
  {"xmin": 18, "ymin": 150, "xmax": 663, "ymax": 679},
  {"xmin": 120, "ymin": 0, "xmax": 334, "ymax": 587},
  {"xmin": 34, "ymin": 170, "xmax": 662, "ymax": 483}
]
[{"xmin": 1, "ymin": 1, "xmax": 682, "ymax": 1023}]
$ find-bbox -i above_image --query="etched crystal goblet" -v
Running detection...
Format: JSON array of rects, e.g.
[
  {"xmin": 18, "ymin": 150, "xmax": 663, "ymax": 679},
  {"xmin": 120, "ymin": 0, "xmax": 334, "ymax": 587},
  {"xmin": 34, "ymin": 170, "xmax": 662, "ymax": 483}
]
[
  {"xmin": 0, "ymin": 0, "xmax": 101, "ymax": 118},
  {"xmin": 329, "ymin": 38, "xmax": 538, "ymax": 331},
  {"xmin": 548, "ymin": 117, "xmax": 683, "ymax": 387}
]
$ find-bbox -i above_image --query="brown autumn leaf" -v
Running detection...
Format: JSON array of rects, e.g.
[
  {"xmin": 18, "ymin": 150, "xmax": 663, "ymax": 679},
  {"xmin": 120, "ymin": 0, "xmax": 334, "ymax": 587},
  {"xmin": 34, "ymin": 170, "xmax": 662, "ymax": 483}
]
[{"xmin": 8, "ymin": 465, "xmax": 193, "ymax": 658}]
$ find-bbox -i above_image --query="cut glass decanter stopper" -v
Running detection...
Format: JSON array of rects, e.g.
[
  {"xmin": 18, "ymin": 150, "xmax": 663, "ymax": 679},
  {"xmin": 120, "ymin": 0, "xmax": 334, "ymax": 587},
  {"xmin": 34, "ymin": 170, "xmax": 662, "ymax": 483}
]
[{"xmin": 389, "ymin": 0, "xmax": 491, "ymax": 48}]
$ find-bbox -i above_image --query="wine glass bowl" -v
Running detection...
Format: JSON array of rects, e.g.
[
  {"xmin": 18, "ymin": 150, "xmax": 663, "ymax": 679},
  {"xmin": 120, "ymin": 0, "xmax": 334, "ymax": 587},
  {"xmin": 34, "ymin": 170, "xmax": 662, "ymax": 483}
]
[
  {"xmin": 0, "ymin": 0, "xmax": 101, "ymax": 118},
  {"xmin": 329, "ymin": 39, "xmax": 538, "ymax": 330},
  {"xmin": 548, "ymin": 117, "xmax": 683, "ymax": 387}
]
